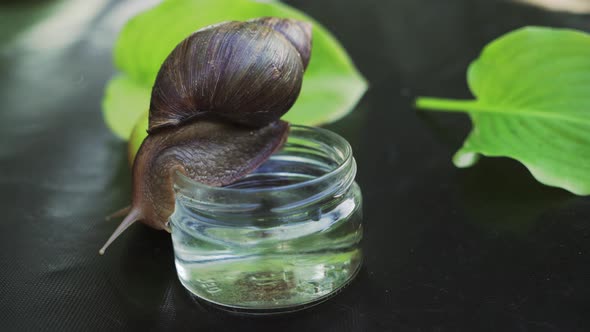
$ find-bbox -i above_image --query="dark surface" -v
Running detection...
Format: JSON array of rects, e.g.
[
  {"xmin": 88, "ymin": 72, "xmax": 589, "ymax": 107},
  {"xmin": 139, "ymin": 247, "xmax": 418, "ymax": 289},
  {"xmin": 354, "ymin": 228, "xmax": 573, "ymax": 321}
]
[{"xmin": 1, "ymin": 0, "xmax": 590, "ymax": 331}]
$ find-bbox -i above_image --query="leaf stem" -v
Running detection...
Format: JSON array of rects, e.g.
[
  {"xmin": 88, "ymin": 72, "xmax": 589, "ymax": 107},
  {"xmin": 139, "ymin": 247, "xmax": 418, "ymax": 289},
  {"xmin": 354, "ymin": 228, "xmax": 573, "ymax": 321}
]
[
  {"xmin": 415, "ymin": 97, "xmax": 590, "ymax": 125},
  {"xmin": 415, "ymin": 97, "xmax": 481, "ymax": 113}
]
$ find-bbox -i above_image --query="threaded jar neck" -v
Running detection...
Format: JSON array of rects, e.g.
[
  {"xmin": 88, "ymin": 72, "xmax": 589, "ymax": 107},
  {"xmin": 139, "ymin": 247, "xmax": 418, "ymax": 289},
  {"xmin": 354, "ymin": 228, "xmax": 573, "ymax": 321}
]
[{"xmin": 172, "ymin": 125, "xmax": 356, "ymax": 225}]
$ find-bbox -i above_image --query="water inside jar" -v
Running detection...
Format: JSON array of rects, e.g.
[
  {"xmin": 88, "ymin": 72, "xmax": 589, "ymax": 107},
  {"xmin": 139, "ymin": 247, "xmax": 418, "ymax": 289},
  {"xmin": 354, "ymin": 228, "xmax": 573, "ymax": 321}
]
[
  {"xmin": 170, "ymin": 153, "xmax": 362, "ymax": 311},
  {"xmin": 225, "ymin": 152, "xmax": 335, "ymax": 189}
]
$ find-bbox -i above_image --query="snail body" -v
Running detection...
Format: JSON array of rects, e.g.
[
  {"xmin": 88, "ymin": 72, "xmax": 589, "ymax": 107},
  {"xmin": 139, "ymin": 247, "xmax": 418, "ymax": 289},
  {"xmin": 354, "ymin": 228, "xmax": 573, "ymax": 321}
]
[{"xmin": 100, "ymin": 18, "xmax": 312, "ymax": 254}]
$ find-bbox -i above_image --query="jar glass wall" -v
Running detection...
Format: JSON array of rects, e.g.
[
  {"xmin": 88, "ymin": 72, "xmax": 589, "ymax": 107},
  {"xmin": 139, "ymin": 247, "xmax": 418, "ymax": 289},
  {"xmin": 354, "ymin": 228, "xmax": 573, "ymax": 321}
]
[{"xmin": 170, "ymin": 125, "xmax": 363, "ymax": 313}]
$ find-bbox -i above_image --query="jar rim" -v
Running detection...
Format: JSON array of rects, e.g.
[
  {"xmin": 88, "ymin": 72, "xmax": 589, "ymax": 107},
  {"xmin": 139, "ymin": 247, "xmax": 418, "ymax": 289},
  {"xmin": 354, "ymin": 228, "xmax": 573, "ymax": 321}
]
[{"xmin": 173, "ymin": 124, "xmax": 353, "ymax": 195}]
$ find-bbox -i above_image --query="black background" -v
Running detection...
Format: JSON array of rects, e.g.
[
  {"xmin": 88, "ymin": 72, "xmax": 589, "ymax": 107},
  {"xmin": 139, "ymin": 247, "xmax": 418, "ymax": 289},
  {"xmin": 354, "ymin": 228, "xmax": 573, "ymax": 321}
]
[{"xmin": 1, "ymin": 0, "xmax": 590, "ymax": 331}]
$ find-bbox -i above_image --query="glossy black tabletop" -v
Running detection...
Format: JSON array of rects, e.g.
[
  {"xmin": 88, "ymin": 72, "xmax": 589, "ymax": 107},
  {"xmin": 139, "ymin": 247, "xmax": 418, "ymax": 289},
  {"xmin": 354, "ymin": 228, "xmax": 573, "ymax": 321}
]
[{"xmin": 1, "ymin": 0, "xmax": 589, "ymax": 331}]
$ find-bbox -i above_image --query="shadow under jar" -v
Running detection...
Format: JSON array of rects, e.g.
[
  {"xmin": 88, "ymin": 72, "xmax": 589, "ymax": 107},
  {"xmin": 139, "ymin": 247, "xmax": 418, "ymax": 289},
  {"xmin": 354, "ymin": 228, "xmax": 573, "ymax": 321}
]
[{"xmin": 170, "ymin": 125, "xmax": 363, "ymax": 313}]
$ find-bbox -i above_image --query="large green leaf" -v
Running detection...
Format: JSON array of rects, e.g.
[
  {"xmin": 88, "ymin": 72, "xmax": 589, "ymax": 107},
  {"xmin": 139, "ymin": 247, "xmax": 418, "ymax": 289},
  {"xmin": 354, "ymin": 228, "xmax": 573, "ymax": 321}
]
[
  {"xmin": 102, "ymin": 0, "xmax": 367, "ymax": 141},
  {"xmin": 416, "ymin": 26, "xmax": 590, "ymax": 195}
]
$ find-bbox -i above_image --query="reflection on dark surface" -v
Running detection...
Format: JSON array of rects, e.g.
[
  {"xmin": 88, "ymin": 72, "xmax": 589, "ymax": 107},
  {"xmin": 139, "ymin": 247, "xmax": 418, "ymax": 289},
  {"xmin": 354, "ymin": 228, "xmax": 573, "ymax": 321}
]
[
  {"xmin": 419, "ymin": 114, "xmax": 575, "ymax": 233},
  {"xmin": 517, "ymin": 0, "xmax": 590, "ymax": 13},
  {"xmin": 459, "ymin": 158, "xmax": 573, "ymax": 233},
  {"xmin": 1, "ymin": 0, "xmax": 590, "ymax": 331},
  {"xmin": 0, "ymin": 0, "xmax": 56, "ymax": 46}
]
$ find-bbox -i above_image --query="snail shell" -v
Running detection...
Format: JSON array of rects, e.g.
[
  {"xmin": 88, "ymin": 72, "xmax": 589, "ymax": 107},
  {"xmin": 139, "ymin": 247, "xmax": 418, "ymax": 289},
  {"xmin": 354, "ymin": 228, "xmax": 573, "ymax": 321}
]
[
  {"xmin": 149, "ymin": 17, "xmax": 312, "ymax": 132},
  {"xmin": 100, "ymin": 17, "xmax": 312, "ymax": 254}
]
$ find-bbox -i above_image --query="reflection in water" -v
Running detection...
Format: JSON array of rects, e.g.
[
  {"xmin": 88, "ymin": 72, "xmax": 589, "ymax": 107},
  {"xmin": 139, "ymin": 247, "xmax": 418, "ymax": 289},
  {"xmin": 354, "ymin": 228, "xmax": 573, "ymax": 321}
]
[{"xmin": 515, "ymin": 0, "xmax": 590, "ymax": 13}]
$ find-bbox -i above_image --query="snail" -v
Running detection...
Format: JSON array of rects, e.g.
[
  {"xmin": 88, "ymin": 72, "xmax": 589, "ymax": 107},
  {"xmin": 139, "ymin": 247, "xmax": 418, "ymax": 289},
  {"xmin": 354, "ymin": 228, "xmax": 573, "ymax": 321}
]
[{"xmin": 100, "ymin": 17, "xmax": 312, "ymax": 254}]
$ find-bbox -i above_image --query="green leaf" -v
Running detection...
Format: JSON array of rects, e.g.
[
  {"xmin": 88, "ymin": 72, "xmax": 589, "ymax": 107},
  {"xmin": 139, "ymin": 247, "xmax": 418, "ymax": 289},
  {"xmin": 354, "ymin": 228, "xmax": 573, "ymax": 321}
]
[
  {"xmin": 102, "ymin": 75, "xmax": 151, "ymax": 139},
  {"xmin": 416, "ymin": 26, "xmax": 590, "ymax": 195},
  {"xmin": 102, "ymin": 0, "xmax": 367, "ymax": 140}
]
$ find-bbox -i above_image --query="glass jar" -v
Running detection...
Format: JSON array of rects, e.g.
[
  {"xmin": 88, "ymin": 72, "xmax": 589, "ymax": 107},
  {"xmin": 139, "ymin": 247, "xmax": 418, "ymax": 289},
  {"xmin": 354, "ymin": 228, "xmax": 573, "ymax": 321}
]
[{"xmin": 170, "ymin": 125, "xmax": 363, "ymax": 313}]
